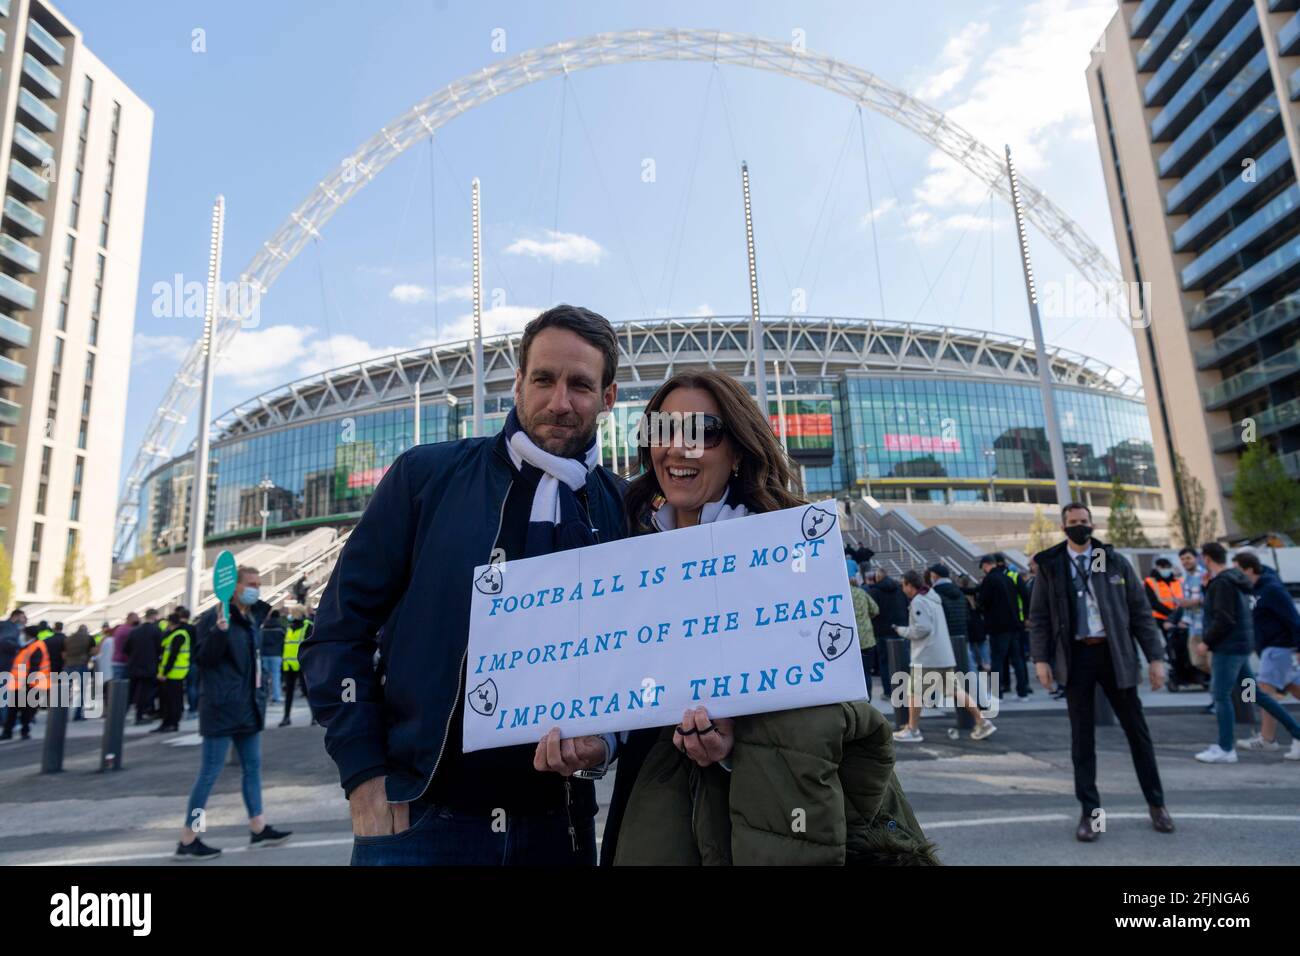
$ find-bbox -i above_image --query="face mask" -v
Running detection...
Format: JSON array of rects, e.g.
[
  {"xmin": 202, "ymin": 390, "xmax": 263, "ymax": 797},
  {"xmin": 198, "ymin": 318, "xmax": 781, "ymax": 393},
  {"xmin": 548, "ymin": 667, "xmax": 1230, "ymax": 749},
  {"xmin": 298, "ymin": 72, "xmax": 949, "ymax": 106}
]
[
  {"xmin": 1065, "ymin": 524, "xmax": 1092, "ymax": 545},
  {"xmin": 1158, "ymin": 569, "xmax": 1174, "ymax": 581},
  {"xmin": 239, "ymin": 586, "xmax": 260, "ymax": 606}
]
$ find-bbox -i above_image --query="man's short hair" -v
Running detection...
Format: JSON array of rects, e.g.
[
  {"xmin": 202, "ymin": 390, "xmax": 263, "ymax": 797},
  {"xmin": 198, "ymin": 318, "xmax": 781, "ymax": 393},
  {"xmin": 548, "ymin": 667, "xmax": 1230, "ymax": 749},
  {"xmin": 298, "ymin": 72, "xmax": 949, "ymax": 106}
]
[
  {"xmin": 993, "ymin": 553, "xmax": 1008, "ymax": 566},
  {"xmin": 518, "ymin": 304, "xmax": 619, "ymax": 389},
  {"xmin": 1062, "ymin": 501, "xmax": 1092, "ymax": 521},
  {"xmin": 1232, "ymin": 551, "xmax": 1262, "ymax": 574},
  {"xmin": 901, "ymin": 569, "xmax": 927, "ymax": 591},
  {"xmin": 978, "ymin": 554, "xmax": 996, "ymax": 567},
  {"xmin": 173, "ymin": 606, "xmax": 190, "ymax": 621},
  {"xmin": 1153, "ymin": 557, "xmax": 1173, "ymax": 569},
  {"xmin": 236, "ymin": 565, "xmax": 259, "ymax": 582},
  {"xmin": 143, "ymin": 608, "xmax": 158, "ymax": 619},
  {"xmin": 927, "ymin": 562, "xmax": 951, "ymax": 580},
  {"xmin": 1200, "ymin": 541, "xmax": 1227, "ymax": 565},
  {"xmin": 1178, "ymin": 547, "xmax": 1198, "ymax": 558}
]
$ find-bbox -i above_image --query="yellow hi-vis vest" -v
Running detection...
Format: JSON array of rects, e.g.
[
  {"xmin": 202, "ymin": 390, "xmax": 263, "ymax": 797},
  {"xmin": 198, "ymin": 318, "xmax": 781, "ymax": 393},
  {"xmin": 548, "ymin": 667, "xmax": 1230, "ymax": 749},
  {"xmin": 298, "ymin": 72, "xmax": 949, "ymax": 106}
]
[
  {"xmin": 158, "ymin": 626, "xmax": 191, "ymax": 680},
  {"xmin": 1006, "ymin": 569, "xmax": 1026, "ymax": 623},
  {"xmin": 282, "ymin": 620, "xmax": 312, "ymax": 672}
]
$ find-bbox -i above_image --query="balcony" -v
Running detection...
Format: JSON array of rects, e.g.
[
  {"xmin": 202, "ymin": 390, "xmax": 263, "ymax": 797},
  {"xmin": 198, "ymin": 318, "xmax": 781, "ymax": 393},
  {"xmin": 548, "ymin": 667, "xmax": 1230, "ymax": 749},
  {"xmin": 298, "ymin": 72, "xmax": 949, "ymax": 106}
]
[
  {"xmin": 0, "ymin": 355, "xmax": 24, "ymax": 387},
  {"xmin": 0, "ymin": 234, "xmax": 40, "ymax": 273},
  {"xmin": 0, "ymin": 397, "xmax": 18, "ymax": 427},
  {"xmin": 1157, "ymin": 48, "xmax": 1271, "ymax": 177},
  {"xmin": 1180, "ymin": 183, "xmax": 1300, "ymax": 290},
  {"xmin": 21, "ymin": 52, "xmax": 59, "ymax": 99},
  {"xmin": 1173, "ymin": 137, "xmax": 1290, "ymax": 252},
  {"xmin": 1151, "ymin": 9, "xmax": 1261, "ymax": 143},
  {"xmin": 1202, "ymin": 340, "xmax": 1300, "ymax": 410},
  {"xmin": 17, "ymin": 88, "xmax": 56, "ymax": 132},
  {"xmin": 1223, "ymin": 449, "xmax": 1300, "ymax": 494},
  {"xmin": 3, "ymin": 195, "xmax": 44, "ymax": 237},
  {"xmin": 26, "ymin": 19, "xmax": 65, "ymax": 66},
  {"xmin": 0, "ymin": 0, "xmax": 10, "ymax": 17},
  {"xmin": 0, "ymin": 311, "xmax": 29, "ymax": 348},
  {"xmin": 1282, "ymin": 11, "xmax": 1300, "ymax": 54},
  {"xmin": 0, "ymin": 272, "xmax": 36, "ymax": 311},
  {"xmin": 1137, "ymin": 0, "xmax": 1203, "ymax": 73},
  {"xmin": 11, "ymin": 122, "xmax": 53, "ymax": 166},
  {"xmin": 0, "ymin": 440, "xmax": 15, "ymax": 467},
  {"xmin": 1189, "ymin": 233, "xmax": 1300, "ymax": 329},
  {"xmin": 1195, "ymin": 290, "xmax": 1300, "ymax": 368},
  {"xmin": 1132, "ymin": 0, "xmax": 1177, "ymax": 38},
  {"xmin": 8, "ymin": 159, "xmax": 48, "ymax": 202},
  {"xmin": 1212, "ymin": 396, "xmax": 1300, "ymax": 451},
  {"xmin": 1165, "ymin": 93, "xmax": 1279, "ymax": 216},
  {"xmin": 1144, "ymin": 0, "xmax": 1238, "ymax": 106}
]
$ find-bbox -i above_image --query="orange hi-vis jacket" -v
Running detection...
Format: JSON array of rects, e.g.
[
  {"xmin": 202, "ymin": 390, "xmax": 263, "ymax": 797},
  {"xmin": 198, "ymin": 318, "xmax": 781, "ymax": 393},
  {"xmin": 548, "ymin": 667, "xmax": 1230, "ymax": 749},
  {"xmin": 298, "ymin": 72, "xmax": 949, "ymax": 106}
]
[
  {"xmin": 1144, "ymin": 576, "xmax": 1184, "ymax": 621},
  {"xmin": 10, "ymin": 638, "xmax": 51, "ymax": 692}
]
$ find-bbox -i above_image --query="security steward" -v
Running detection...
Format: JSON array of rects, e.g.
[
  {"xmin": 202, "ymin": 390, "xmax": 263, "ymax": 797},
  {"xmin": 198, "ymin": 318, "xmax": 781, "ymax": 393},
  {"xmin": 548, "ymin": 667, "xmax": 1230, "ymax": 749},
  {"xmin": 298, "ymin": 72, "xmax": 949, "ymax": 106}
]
[
  {"xmin": 154, "ymin": 607, "xmax": 193, "ymax": 733},
  {"xmin": 279, "ymin": 606, "xmax": 314, "ymax": 727}
]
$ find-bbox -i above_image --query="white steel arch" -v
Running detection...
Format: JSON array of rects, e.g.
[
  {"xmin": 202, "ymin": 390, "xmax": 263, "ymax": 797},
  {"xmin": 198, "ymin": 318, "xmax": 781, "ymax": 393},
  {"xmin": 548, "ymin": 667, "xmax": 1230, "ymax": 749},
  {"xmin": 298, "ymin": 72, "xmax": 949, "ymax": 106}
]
[{"xmin": 115, "ymin": 27, "xmax": 1123, "ymax": 557}]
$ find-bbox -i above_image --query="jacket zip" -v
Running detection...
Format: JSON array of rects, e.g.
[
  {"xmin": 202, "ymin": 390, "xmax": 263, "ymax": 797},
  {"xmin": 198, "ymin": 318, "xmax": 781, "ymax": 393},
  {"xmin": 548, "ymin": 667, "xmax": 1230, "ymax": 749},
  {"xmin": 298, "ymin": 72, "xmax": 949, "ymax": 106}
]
[
  {"xmin": 563, "ymin": 778, "xmax": 577, "ymax": 853},
  {"xmin": 410, "ymin": 478, "xmax": 514, "ymax": 805}
]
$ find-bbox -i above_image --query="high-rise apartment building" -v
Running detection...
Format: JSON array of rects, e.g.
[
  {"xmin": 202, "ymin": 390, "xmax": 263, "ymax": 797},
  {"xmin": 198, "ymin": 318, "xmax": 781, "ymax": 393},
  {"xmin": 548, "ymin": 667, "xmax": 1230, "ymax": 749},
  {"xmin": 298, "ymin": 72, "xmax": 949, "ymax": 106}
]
[
  {"xmin": 0, "ymin": 0, "xmax": 151, "ymax": 601},
  {"xmin": 1088, "ymin": 0, "xmax": 1300, "ymax": 537}
]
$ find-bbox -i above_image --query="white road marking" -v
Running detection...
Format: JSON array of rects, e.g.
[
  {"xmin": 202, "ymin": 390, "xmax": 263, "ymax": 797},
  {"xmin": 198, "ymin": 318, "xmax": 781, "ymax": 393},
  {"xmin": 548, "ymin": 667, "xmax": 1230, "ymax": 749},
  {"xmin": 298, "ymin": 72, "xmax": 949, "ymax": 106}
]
[
  {"xmin": 920, "ymin": 811, "xmax": 1300, "ymax": 829},
  {"xmin": 20, "ymin": 837, "xmax": 355, "ymax": 867}
]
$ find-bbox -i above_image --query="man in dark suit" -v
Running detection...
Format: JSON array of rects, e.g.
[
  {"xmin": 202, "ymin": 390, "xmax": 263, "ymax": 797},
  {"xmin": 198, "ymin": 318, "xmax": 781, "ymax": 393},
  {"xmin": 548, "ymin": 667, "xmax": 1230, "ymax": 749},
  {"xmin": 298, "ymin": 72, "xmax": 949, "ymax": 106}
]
[{"xmin": 1027, "ymin": 502, "xmax": 1174, "ymax": 843}]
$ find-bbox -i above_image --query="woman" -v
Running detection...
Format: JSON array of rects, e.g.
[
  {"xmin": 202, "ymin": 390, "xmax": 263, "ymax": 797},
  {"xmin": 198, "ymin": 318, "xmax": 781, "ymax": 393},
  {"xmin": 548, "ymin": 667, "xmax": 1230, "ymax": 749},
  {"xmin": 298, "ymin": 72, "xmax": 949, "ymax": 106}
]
[{"xmin": 607, "ymin": 369, "xmax": 937, "ymax": 866}]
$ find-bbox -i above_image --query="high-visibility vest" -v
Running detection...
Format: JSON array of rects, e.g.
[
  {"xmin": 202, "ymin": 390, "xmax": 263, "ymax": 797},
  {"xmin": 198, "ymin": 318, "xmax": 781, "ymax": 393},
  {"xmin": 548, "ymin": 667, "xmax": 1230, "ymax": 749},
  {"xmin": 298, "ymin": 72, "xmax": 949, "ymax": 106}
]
[
  {"xmin": 282, "ymin": 620, "xmax": 312, "ymax": 672},
  {"xmin": 1006, "ymin": 569, "xmax": 1025, "ymax": 623},
  {"xmin": 158, "ymin": 626, "xmax": 192, "ymax": 680},
  {"xmin": 1144, "ymin": 576, "xmax": 1184, "ymax": 620},
  {"xmin": 37, "ymin": 628, "xmax": 53, "ymax": 642},
  {"xmin": 10, "ymin": 639, "xmax": 51, "ymax": 693},
  {"xmin": 93, "ymin": 632, "xmax": 105, "ymax": 645}
]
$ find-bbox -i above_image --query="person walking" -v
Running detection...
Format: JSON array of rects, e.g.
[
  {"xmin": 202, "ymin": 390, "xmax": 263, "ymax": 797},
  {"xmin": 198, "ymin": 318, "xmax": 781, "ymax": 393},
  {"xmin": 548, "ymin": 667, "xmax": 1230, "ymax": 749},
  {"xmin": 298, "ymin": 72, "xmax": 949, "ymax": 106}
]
[
  {"xmin": 2, "ymin": 626, "xmax": 50, "ymax": 740},
  {"xmin": 978, "ymin": 555, "xmax": 1029, "ymax": 701},
  {"xmin": 125, "ymin": 609, "xmax": 163, "ymax": 724},
  {"xmin": 175, "ymin": 566, "xmax": 292, "ymax": 860},
  {"xmin": 1232, "ymin": 551, "xmax": 1300, "ymax": 760},
  {"xmin": 153, "ymin": 608, "xmax": 192, "ymax": 734},
  {"xmin": 301, "ymin": 304, "xmax": 630, "ymax": 866},
  {"xmin": 1194, "ymin": 544, "xmax": 1300, "ymax": 764},
  {"xmin": 63, "ymin": 625, "xmax": 93, "ymax": 721},
  {"xmin": 1027, "ymin": 502, "xmax": 1174, "ymax": 842},
  {"xmin": 868, "ymin": 568, "xmax": 910, "ymax": 701},
  {"xmin": 850, "ymin": 571, "xmax": 879, "ymax": 701},
  {"xmin": 260, "ymin": 609, "xmax": 286, "ymax": 705}
]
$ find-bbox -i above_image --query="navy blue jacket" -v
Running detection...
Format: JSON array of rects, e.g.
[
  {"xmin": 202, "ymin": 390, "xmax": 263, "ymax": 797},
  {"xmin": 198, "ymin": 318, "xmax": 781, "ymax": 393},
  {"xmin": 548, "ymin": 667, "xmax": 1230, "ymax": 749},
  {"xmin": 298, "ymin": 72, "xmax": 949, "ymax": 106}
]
[
  {"xmin": 1250, "ymin": 567, "xmax": 1300, "ymax": 652},
  {"xmin": 1201, "ymin": 567, "xmax": 1254, "ymax": 655},
  {"xmin": 195, "ymin": 600, "xmax": 270, "ymax": 737},
  {"xmin": 300, "ymin": 432, "xmax": 629, "ymax": 803}
]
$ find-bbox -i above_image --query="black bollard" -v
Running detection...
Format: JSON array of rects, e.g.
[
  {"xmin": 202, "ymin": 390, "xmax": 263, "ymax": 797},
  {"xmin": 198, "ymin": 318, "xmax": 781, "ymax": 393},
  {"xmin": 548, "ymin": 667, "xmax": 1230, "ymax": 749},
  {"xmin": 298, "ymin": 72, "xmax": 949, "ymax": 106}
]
[
  {"xmin": 99, "ymin": 679, "xmax": 130, "ymax": 772},
  {"xmin": 884, "ymin": 639, "xmax": 911, "ymax": 729},
  {"xmin": 950, "ymin": 635, "xmax": 975, "ymax": 730},
  {"xmin": 41, "ymin": 698, "xmax": 70, "ymax": 773}
]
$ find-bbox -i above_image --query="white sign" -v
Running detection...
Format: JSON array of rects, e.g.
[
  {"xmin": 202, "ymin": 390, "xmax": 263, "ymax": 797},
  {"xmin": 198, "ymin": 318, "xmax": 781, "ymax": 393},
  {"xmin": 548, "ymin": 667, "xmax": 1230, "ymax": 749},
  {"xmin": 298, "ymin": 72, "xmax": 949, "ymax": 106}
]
[{"xmin": 463, "ymin": 503, "xmax": 865, "ymax": 751}]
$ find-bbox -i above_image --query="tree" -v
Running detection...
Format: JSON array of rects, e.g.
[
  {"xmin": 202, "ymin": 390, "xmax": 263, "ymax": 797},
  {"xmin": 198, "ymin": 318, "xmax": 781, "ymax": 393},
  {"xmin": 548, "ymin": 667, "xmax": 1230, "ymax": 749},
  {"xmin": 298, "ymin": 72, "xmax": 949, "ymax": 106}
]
[
  {"xmin": 117, "ymin": 550, "xmax": 162, "ymax": 590},
  {"xmin": 0, "ymin": 542, "xmax": 13, "ymax": 614},
  {"xmin": 1169, "ymin": 453, "xmax": 1218, "ymax": 548},
  {"xmin": 1107, "ymin": 476, "xmax": 1150, "ymax": 547},
  {"xmin": 1232, "ymin": 442, "xmax": 1300, "ymax": 537},
  {"xmin": 59, "ymin": 540, "xmax": 92, "ymax": 603},
  {"xmin": 1025, "ymin": 505, "xmax": 1059, "ymax": 555}
]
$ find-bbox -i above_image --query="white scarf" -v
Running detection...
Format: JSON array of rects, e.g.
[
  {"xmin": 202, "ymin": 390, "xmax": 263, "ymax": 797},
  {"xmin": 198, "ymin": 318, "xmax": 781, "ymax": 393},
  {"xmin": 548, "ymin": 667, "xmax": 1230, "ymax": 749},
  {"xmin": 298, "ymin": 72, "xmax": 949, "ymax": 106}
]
[
  {"xmin": 506, "ymin": 427, "xmax": 598, "ymax": 528},
  {"xmin": 652, "ymin": 487, "xmax": 750, "ymax": 531}
]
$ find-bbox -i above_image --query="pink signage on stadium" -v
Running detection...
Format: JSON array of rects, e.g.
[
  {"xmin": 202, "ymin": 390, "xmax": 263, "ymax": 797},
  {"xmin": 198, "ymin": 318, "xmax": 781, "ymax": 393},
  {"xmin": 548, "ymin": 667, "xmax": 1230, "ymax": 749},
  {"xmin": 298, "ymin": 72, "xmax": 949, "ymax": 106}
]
[{"xmin": 883, "ymin": 433, "xmax": 962, "ymax": 453}]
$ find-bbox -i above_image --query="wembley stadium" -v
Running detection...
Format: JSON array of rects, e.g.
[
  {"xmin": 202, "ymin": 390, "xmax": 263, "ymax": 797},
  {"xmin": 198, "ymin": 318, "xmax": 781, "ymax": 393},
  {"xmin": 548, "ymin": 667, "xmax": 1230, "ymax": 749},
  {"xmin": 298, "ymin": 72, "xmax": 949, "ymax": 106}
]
[{"xmin": 137, "ymin": 313, "xmax": 1161, "ymax": 555}]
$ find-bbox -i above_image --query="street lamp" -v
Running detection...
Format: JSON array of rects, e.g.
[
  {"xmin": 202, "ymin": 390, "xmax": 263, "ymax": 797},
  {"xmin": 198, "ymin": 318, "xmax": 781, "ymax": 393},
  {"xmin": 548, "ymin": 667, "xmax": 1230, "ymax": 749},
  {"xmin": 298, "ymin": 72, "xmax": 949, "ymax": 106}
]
[
  {"xmin": 856, "ymin": 443, "xmax": 872, "ymax": 499},
  {"xmin": 1066, "ymin": 451, "xmax": 1083, "ymax": 503},
  {"xmin": 258, "ymin": 475, "xmax": 274, "ymax": 541},
  {"xmin": 983, "ymin": 448, "xmax": 997, "ymax": 504}
]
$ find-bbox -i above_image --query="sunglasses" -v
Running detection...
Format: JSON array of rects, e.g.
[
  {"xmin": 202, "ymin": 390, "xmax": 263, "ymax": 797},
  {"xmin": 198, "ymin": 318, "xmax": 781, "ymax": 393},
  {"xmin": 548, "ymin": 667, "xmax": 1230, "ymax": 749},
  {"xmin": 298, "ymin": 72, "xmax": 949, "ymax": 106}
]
[{"xmin": 644, "ymin": 412, "xmax": 728, "ymax": 449}]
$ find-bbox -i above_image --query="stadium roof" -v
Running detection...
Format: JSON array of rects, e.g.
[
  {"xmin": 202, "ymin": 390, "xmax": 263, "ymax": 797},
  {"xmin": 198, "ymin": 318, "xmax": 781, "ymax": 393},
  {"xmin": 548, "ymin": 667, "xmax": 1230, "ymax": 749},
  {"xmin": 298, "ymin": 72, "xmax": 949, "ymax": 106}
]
[{"xmin": 210, "ymin": 314, "xmax": 1143, "ymax": 442}]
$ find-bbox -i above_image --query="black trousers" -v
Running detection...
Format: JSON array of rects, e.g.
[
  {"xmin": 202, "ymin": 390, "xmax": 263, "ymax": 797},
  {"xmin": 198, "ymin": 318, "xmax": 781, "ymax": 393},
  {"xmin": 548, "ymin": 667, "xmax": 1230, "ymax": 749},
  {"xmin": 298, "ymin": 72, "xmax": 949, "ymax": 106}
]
[
  {"xmin": 129, "ymin": 676, "xmax": 156, "ymax": 721},
  {"xmin": 3, "ymin": 705, "xmax": 36, "ymax": 735},
  {"xmin": 159, "ymin": 679, "xmax": 185, "ymax": 728},
  {"xmin": 283, "ymin": 668, "xmax": 306, "ymax": 719},
  {"xmin": 990, "ymin": 631, "xmax": 1030, "ymax": 697},
  {"xmin": 1065, "ymin": 640, "xmax": 1165, "ymax": 814}
]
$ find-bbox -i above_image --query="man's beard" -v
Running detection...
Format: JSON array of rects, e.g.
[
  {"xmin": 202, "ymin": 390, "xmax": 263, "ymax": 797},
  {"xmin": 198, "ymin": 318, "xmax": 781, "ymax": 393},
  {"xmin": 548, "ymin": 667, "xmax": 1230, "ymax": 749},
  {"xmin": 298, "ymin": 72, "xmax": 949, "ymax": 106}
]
[{"xmin": 521, "ymin": 409, "xmax": 599, "ymax": 458}]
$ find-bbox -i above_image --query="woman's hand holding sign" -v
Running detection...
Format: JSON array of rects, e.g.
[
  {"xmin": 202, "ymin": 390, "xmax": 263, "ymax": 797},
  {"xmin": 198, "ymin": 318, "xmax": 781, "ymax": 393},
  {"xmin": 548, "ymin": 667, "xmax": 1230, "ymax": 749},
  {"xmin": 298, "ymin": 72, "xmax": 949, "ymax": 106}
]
[
  {"xmin": 533, "ymin": 728, "xmax": 608, "ymax": 775},
  {"xmin": 674, "ymin": 707, "xmax": 734, "ymax": 767}
]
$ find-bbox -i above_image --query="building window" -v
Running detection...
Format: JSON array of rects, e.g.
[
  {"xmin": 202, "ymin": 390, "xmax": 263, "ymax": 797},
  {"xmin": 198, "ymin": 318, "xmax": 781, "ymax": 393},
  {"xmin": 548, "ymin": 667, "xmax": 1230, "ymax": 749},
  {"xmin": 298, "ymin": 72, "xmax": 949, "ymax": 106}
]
[
  {"xmin": 57, "ymin": 234, "xmax": 74, "ymax": 331},
  {"xmin": 99, "ymin": 101, "xmax": 120, "ymax": 249},
  {"xmin": 69, "ymin": 76, "xmax": 91, "ymax": 230},
  {"xmin": 77, "ymin": 419, "xmax": 87, "ymax": 450},
  {"xmin": 69, "ymin": 489, "xmax": 80, "ymax": 521},
  {"xmin": 47, "ymin": 335, "xmax": 64, "ymax": 425},
  {"xmin": 26, "ymin": 521, "xmax": 42, "ymax": 593}
]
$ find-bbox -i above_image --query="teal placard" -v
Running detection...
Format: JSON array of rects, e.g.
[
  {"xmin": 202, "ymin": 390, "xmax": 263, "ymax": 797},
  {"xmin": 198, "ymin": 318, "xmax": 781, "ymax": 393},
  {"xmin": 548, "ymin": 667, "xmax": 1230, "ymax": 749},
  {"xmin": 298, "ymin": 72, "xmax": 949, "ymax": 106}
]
[{"xmin": 212, "ymin": 550, "xmax": 238, "ymax": 620}]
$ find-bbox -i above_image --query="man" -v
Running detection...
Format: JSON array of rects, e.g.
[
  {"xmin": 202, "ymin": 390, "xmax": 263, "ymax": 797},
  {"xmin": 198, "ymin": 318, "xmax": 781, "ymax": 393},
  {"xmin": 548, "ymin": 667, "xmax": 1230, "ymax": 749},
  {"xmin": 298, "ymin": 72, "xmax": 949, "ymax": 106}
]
[
  {"xmin": 892, "ymin": 570, "xmax": 996, "ymax": 743},
  {"xmin": 301, "ymin": 304, "xmax": 631, "ymax": 866},
  {"xmin": 1027, "ymin": 502, "xmax": 1174, "ymax": 842},
  {"xmin": 868, "ymin": 568, "xmax": 909, "ymax": 700},
  {"xmin": 2, "ymin": 626, "xmax": 49, "ymax": 740},
  {"xmin": 261, "ymin": 608, "xmax": 286, "ymax": 705},
  {"xmin": 1175, "ymin": 547, "xmax": 1211, "ymax": 694},
  {"xmin": 850, "ymin": 571, "xmax": 879, "ymax": 701},
  {"xmin": 63, "ymin": 625, "xmax": 93, "ymax": 722},
  {"xmin": 110, "ymin": 612, "xmax": 139, "ymax": 682},
  {"xmin": 279, "ymin": 606, "xmax": 313, "ymax": 727},
  {"xmin": 0, "ymin": 610, "xmax": 25, "ymax": 731},
  {"xmin": 176, "ymin": 566, "xmax": 292, "ymax": 859},
  {"xmin": 1194, "ymin": 544, "xmax": 1300, "ymax": 764},
  {"xmin": 43, "ymin": 622, "xmax": 65, "ymax": 674},
  {"xmin": 154, "ymin": 608, "xmax": 192, "ymax": 734},
  {"xmin": 125, "ymin": 610, "xmax": 163, "ymax": 724},
  {"xmin": 978, "ymin": 555, "xmax": 1028, "ymax": 700},
  {"xmin": 1232, "ymin": 551, "xmax": 1300, "ymax": 759},
  {"xmin": 928, "ymin": 562, "xmax": 986, "ymax": 707},
  {"xmin": 999, "ymin": 554, "xmax": 1035, "ymax": 696}
]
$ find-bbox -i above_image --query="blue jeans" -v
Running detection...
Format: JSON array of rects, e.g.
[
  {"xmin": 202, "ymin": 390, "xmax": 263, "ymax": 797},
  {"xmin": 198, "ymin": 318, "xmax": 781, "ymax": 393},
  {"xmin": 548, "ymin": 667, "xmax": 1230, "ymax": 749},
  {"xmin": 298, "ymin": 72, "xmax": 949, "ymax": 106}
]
[
  {"xmin": 184, "ymin": 732, "xmax": 263, "ymax": 830},
  {"xmin": 350, "ymin": 801, "xmax": 597, "ymax": 866},
  {"xmin": 112, "ymin": 662, "xmax": 128, "ymax": 681},
  {"xmin": 262, "ymin": 656, "xmax": 282, "ymax": 702},
  {"xmin": 1211, "ymin": 652, "xmax": 1300, "ymax": 751},
  {"xmin": 185, "ymin": 671, "xmax": 200, "ymax": 713}
]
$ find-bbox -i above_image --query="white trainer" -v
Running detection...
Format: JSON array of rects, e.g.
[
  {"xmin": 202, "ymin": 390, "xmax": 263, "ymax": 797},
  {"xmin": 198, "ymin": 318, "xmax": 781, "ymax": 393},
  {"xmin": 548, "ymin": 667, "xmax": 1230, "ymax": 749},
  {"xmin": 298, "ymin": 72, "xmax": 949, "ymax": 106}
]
[
  {"xmin": 1238, "ymin": 733, "xmax": 1280, "ymax": 752},
  {"xmin": 1195, "ymin": 744, "xmax": 1238, "ymax": 764},
  {"xmin": 1286, "ymin": 741, "xmax": 1300, "ymax": 761},
  {"xmin": 970, "ymin": 719, "xmax": 997, "ymax": 741},
  {"xmin": 892, "ymin": 727, "xmax": 924, "ymax": 743}
]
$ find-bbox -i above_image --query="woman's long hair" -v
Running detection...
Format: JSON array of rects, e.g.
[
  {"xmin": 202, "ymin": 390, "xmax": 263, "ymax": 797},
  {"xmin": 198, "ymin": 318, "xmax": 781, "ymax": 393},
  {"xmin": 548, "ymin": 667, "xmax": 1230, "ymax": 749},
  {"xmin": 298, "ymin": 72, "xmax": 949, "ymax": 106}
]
[{"xmin": 623, "ymin": 369, "xmax": 806, "ymax": 530}]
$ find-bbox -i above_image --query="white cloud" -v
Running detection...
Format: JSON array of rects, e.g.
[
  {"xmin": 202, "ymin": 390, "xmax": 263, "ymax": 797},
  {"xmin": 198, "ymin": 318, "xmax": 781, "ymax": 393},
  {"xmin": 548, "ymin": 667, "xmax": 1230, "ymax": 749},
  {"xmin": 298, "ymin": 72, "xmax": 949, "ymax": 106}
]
[
  {"xmin": 428, "ymin": 304, "xmax": 547, "ymax": 345},
  {"xmin": 504, "ymin": 230, "xmax": 605, "ymax": 265},
  {"xmin": 858, "ymin": 196, "xmax": 898, "ymax": 227},
  {"xmin": 436, "ymin": 283, "xmax": 474, "ymax": 303},
  {"xmin": 389, "ymin": 283, "xmax": 434, "ymax": 305},
  {"xmin": 688, "ymin": 304, "xmax": 715, "ymax": 317},
  {"xmin": 132, "ymin": 333, "xmax": 193, "ymax": 364},
  {"xmin": 214, "ymin": 324, "xmax": 406, "ymax": 390},
  {"xmin": 914, "ymin": 21, "xmax": 990, "ymax": 102}
]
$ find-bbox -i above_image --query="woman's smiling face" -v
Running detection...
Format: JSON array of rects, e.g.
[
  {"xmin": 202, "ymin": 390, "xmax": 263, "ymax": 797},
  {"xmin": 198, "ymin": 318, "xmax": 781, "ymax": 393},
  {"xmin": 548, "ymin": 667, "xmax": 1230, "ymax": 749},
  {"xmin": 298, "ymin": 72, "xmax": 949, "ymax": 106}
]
[{"xmin": 650, "ymin": 386, "xmax": 740, "ymax": 525}]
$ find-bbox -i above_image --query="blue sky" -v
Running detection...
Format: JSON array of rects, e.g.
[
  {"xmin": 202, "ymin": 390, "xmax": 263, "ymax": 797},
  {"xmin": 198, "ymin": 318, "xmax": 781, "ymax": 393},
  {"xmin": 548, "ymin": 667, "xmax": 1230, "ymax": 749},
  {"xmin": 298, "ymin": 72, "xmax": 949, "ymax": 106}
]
[{"xmin": 56, "ymin": 0, "xmax": 1130, "ymax": 485}]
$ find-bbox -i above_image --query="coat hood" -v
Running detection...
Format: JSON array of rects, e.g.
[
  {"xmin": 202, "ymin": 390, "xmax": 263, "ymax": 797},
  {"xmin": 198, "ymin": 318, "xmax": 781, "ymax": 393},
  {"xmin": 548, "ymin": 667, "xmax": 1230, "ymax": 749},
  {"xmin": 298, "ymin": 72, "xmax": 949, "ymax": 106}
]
[
  {"xmin": 1218, "ymin": 567, "xmax": 1254, "ymax": 593},
  {"xmin": 873, "ymin": 576, "xmax": 900, "ymax": 593}
]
